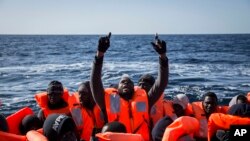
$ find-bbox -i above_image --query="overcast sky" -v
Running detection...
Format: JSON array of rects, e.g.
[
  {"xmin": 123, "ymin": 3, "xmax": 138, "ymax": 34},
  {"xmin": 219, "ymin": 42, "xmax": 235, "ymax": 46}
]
[{"xmin": 0, "ymin": 0, "xmax": 250, "ymax": 34}]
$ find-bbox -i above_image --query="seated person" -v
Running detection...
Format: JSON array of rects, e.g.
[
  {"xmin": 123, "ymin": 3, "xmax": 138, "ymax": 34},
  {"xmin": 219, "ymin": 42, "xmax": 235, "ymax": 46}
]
[
  {"xmin": 163, "ymin": 94, "xmax": 191, "ymax": 121},
  {"xmin": 191, "ymin": 92, "xmax": 227, "ymax": 140},
  {"xmin": 69, "ymin": 81, "xmax": 105, "ymax": 141},
  {"xmin": 43, "ymin": 114, "xmax": 79, "ymax": 141},
  {"xmin": 90, "ymin": 33, "xmax": 168, "ymax": 141},
  {"xmin": 36, "ymin": 80, "xmax": 70, "ymax": 122},
  {"xmin": 228, "ymin": 94, "xmax": 248, "ymax": 108}
]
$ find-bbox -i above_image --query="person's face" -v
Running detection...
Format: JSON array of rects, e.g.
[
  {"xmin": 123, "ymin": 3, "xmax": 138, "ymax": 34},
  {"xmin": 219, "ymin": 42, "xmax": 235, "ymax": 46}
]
[
  {"xmin": 202, "ymin": 96, "xmax": 217, "ymax": 115},
  {"xmin": 173, "ymin": 104, "xmax": 185, "ymax": 117},
  {"xmin": 47, "ymin": 89, "xmax": 63, "ymax": 105},
  {"xmin": 237, "ymin": 99, "xmax": 245, "ymax": 104},
  {"xmin": 118, "ymin": 77, "xmax": 134, "ymax": 100},
  {"xmin": 59, "ymin": 131, "xmax": 78, "ymax": 141},
  {"xmin": 78, "ymin": 85, "xmax": 95, "ymax": 108},
  {"xmin": 138, "ymin": 80, "xmax": 152, "ymax": 93}
]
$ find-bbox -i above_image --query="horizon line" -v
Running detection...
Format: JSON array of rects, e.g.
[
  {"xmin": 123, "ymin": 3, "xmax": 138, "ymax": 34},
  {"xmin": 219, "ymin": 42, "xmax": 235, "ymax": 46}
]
[{"xmin": 0, "ymin": 33, "xmax": 250, "ymax": 36}]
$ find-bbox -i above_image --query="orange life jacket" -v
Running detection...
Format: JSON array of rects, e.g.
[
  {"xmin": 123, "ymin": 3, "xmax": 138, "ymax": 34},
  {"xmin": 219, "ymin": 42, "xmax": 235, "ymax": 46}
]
[
  {"xmin": 6, "ymin": 107, "xmax": 34, "ymax": 135},
  {"xmin": 163, "ymin": 100, "xmax": 178, "ymax": 120},
  {"xmin": 218, "ymin": 105, "xmax": 229, "ymax": 113},
  {"xmin": 104, "ymin": 87, "xmax": 150, "ymax": 141},
  {"xmin": 95, "ymin": 132, "xmax": 144, "ymax": 141},
  {"xmin": 0, "ymin": 130, "xmax": 47, "ymax": 141},
  {"xmin": 0, "ymin": 131, "xmax": 26, "ymax": 141},
  {"xmin": 162, "ymin": 116, "xmax": 199, "ymax": 141},
  {"xmin": 185, "ymin": 103, "xmax": 194, "ymax": 116},
  {"xmin": 208, "ymin": 113, "xmax": 250, "ymax": 141},
  {"xmin": 35, "ymin": 89, "xmax": 70, "ymax": 117},
  {"xmin": 68, "ymin": 92, "xmax": 105, "ymax": 141},
  {"xmin": 150, "ymin": 94, "xmax": 164, "ymax": 126},
  {"xmin": 163, "ymin": 100, "xmax": 193, "ymax": 121},
  {"xmin": 191, "ymin": 101, "xmax": 227, "ymax": 138}
]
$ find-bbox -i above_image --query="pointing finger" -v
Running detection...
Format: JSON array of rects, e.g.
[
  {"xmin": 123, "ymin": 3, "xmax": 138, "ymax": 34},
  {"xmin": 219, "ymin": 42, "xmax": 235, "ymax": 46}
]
[
  {"xmin": 107, "ymin": 32, "xmax": 112, "ymax": 39},
  {"xmin": 155, "ymin": 33, "xmax": 158, "ymax": 41}
]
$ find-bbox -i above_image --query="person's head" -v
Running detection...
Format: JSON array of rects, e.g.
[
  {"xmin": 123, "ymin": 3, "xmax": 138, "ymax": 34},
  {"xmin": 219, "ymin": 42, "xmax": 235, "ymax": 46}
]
[
  {"xmin": 152, "ymin": 116, "xmax": 173, "ymax": 141},
  {"xmin": 229, "ymin": 94, "xmax": 248, "ymax": 108},
  {"xmin": 138, "ymin": 74, "xmax": 155, "ymax": 93},
  {"xmin": 228, "ymin": 103, "xmax": 250, "ymax": 117},
  {"xmin": 20, "ymin": 115, "xmax": 42, "ymax": 135},
  {"xmin": 78, "ymin": 81, "xmax": 95, "ymax": 109},
  {"xmin": 0, "ymin": 114, "xmax": 8, "ymax": 132},
  {"xmin": 172, "ymin": 94, "xmax": 189, "ymax": 117},
  {"xmin": 202, "ymin": 92, "xmax": 218, "ymax": 116},
  {"xmin": 237, "ymin": 95, "xmax": 247, "ymax": 104},
  {"xmin": 101, "ymin": 121, "xmax": 127, "ymax": 133},
  {"xmin": 43, "ymin": 114, "xmax": 79, "ymax": 141},
  {"xmin": 118, "ymin": 74, "xmax": 134, "ymax": 101},
  {"xmin": 47, "ymin": 80, "xmax": 64, "ymax": 106}
]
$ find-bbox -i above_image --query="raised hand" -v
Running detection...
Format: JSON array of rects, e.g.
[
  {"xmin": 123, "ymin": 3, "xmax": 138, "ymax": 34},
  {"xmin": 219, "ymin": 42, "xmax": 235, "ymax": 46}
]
[
  {"xmin": 151, "ymin": 33, "xmax": 167, "ymax": 55},
  {"xmin": 98, "ymin": 32, "xmax": 112, "ymax": 53}
]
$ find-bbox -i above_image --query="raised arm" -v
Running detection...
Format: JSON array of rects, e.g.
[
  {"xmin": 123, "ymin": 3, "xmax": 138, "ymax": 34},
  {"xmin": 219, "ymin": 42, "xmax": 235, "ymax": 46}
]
[
  {"xmin": 90, "ymin": 32, "xmax": 111, "ymax": 112},
  {"xmin": 148, "ymin": 34, "xmax": 169, "ymax": 109}
]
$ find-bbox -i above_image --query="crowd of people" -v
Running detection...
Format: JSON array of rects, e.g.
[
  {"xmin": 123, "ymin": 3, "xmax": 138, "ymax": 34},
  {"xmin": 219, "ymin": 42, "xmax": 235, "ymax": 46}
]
[{"xmin": 1, "ymin": 33, "xmax": 250, "ymax": 141}]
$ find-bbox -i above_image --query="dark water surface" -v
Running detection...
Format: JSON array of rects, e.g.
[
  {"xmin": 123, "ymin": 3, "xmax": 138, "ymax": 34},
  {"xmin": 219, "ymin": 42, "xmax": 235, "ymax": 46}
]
[{"xmin": 0, "ymin": 34, "xmax": 250, "ymax": 116}]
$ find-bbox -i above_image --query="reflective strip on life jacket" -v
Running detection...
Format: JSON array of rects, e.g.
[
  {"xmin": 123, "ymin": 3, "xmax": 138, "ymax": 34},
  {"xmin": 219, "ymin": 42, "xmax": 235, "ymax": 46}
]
[
  {"xmin": 68, "ymin": 92, "xmax": 83, "ymax": 129},
  {"xmin": 6, "ymin": 107, "xmax": 34, "ymax": 135},
  {"xmin": 110, "ymin": 94, "xmax": 120, "ymax": 114},
  {"xmin": 162, "ymin": 116, "xmax": 199, "ymax": 141},
  {"xmin": 150, "ymin": 94, "xmax": 164, "ymax": 126},
  {"xmin": 71, "ymin": 107, "xmax": 83, "ymax": 129},
  {"xmin": 95, "ymin": 132, "xmax": 144, "ymax": 141}
]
